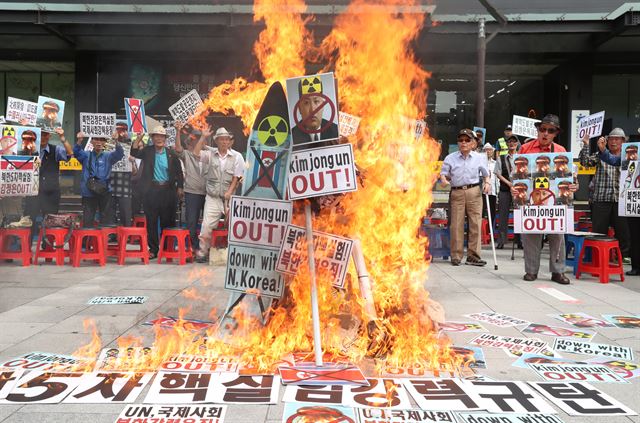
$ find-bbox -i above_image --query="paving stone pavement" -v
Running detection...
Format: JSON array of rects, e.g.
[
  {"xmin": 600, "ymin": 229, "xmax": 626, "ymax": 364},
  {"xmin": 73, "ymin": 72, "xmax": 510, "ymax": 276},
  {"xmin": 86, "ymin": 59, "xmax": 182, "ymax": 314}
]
[{"xmin": 0, "ymin": 245, "xmax": 638, "ymax": 422}]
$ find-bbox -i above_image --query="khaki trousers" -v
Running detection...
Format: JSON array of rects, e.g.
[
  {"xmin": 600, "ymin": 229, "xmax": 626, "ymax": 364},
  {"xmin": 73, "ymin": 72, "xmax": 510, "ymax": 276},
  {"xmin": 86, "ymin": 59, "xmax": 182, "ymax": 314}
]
[
  {"xmin": 449, "ymin": 185, "xmax": 483, "ymax": 261},
  {"xmin": 197, "ymin": 196, "xmax": 225, "ymax": 257}
]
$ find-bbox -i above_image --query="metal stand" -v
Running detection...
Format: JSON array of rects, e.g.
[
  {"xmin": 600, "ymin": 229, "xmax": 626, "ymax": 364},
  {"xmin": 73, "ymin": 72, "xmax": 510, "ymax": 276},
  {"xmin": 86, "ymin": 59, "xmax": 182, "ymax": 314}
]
[{"xmin": 305, "ymin": 201, "xmax": 323, "ymax": 367}]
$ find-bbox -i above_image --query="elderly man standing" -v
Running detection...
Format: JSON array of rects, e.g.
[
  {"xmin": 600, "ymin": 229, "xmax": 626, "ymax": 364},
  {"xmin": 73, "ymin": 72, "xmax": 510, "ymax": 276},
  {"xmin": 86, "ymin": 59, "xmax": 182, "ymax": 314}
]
[
  {"xmin": 439, "ymin": 129, "xmax": 491, "ymax": 266},
  {"xmin": 515, "ymin": 114, "xmax": 576, "ymax": 284},
  {"xmin": 131, "ymin": 127, "xmax": 184, "ymax": 259},
  {"xmin": 579, "ymin": 128, "xmax": 630, "ymax": 259},
  {"xmin": 193, "ymin": 127, "xmax": 245, "ymax": 263}
]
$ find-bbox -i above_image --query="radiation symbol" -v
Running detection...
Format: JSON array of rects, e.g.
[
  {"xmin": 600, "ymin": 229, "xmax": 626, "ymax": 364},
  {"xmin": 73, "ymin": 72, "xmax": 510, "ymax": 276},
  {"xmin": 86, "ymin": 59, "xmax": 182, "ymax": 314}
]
[
  {"xmin": 534, "ymin": 177, "xmax": 549, "ymax": 189},
  {"xmin": 257, "ymin": 115, "xmax": 289, "ymax": 146},
  {"xmin": 608, "ymin": 360, "xmax": 638, "ymax": 370},
  {"xmin": 2, "ymin": 126, "xmax": 16, "ymax": 138},
  {"xmin": 300, "ymin": 76, "xmax": 323, "ymax": 95}
]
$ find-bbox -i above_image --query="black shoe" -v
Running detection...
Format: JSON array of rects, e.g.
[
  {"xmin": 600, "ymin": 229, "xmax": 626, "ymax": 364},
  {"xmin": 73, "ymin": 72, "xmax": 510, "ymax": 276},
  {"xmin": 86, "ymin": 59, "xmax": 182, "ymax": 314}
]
[
  {"xmin": 626, "ymin": 268, "xmax": 640, "ymax": 276},
  {"xmin": 523, "ymin": 273, "xmax": 537, "ymax": 281},
  {"xmin": 466, "ymin": 256, "xmax": 487, "ymax": 267},
  {"xmin": 149, "ymin": 252, "xmax": 158, "ymax": 260},
  {"xmin": 451, "ymin": 259, "xmax": 461, "ymax": 266},
  {"xmin": 496, "ymin": 243, "xmax": 504, "ymax": 250},
  {"xmin": 517, "ymin": 243, "xmax": 523, "ymax": 249},
  {"xmin": 551, "ymin": 272, "xmax": 570, "ymax": 285},
  {"xmin": 195, "ymin": 255, "xmax": 209, "ymax": 264}
]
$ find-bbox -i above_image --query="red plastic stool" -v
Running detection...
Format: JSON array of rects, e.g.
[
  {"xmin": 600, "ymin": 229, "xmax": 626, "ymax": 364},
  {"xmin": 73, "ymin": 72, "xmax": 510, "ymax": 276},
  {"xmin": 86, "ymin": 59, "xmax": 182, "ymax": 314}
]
[
  {"xmin": 133, "ymin": 215, "xmax": 147, "ymax": 228},
  {"xmin": 100, "ymin": 225, "xmax": 120, "ymax": 259},
  {"xmin": 34, "ymin": 227, "xmax": 69, "ymax": 265},
  {"xmin": 68, "ymin": 228, "xmax": 105, "ymax": 267},
  {"xmin": 211, "ymin": 228, "xmax": 229, "ymax": 249},
  {"xmin": 576, "ymin": 236, "xmax": 624, "ymax": 284},
  {"xmin": 117, "ymin": 226, "xmax": 149, "ymax": 265},
  {"xmin": 481, "ymin": 218, "xmax": 491, "ymax": 245},
  {"xmin": 158, "ymin": 228, "xmax": 193, "ymax": 265},
  {"xmin": 0, "ymin": 228, "xmax": 32, "ymax": 266}
]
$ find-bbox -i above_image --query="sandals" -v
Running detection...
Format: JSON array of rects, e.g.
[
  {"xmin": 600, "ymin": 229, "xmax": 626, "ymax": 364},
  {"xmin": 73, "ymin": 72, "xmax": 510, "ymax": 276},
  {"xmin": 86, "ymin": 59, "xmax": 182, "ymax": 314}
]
[{"xmin": 465, "ymin": 255, "xmax": 487, "ymax": 267}]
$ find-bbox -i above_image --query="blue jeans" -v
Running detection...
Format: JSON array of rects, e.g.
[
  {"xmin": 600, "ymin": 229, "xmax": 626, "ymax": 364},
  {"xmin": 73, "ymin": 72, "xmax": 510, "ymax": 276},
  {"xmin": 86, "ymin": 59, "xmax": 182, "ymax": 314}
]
[{"xmin": 184, "ymin": 192, "xmax": 206, "ymax": 250}]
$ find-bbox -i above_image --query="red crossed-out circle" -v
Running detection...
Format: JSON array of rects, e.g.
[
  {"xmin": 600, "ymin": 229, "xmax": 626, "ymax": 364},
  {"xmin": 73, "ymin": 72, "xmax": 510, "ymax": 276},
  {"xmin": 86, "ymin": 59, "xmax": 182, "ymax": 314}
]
[{"xmin": 293, "ymin": 93, "xmax": 336, "ymax": 135}]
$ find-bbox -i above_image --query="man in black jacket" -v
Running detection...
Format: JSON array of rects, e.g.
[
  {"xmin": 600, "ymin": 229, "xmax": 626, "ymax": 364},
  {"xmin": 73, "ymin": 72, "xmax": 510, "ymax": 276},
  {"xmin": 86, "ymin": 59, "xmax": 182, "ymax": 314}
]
[{"xmin": 131, "ymin": 126, "xmax": 184, "ymax": 258}]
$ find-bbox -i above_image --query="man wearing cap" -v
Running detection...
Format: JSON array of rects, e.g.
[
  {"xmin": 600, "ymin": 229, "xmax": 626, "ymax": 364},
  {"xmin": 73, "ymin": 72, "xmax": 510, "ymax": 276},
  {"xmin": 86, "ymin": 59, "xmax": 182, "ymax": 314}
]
[
  {"xmin": 439, "ymin": 128, "xmax": 491, "ymax": 266},
  {"xmin": 174, "ymin": 121, "xmax": 208, "ymax": 252},
  {"xmin": 110, "ymin": 122, "xmax": 137, "ymax": 226},
  {"xmin": 131, "ymin": 126, "xmax": 184, "ymax": 259},
  {"xmin": 193, "ymin": 127, "xmax": 245, "ymax": 263},
  {"xmin": 494, "ymin": 134, "xmax": 523, "ymax": 249},
  {"xmin": 494, "ymin": 125, "xmax": 513, "ymax": 158},
  {"xmin": 74, "ymin": 132, "xmax": 124, "ymax": 227},
  {"xmin": 514, "ymin": 114, "xmax": 577, "ymax": 284},
  {"xmin": 597, "ymin": 135, "xmax": 639, "ymax": 276},
  {"xmin": 23, "ymin": 127, "xmax": 73, "ymax": 232},
  {"xmin": 482, "ymin": 143, "xmax": 498, "ymax": 226},
  {"xmin": 579, "ymin": 129, "xmax": 630, "ymax": 261},
  {"xmin": 291, "ymin": 79, "xmax": 339, "ymax": 146}
]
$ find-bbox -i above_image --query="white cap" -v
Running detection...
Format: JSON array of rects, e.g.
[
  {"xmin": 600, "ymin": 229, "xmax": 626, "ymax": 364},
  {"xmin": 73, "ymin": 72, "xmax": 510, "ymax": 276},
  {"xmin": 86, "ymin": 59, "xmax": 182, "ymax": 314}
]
[{"xmin": 482, "ymin": 142, "xmax": 495, "ymax": 151}]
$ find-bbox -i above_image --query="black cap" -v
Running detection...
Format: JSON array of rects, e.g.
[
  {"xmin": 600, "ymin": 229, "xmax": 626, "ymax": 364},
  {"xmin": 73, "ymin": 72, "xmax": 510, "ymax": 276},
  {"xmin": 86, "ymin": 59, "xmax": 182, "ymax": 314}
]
[
  {"xmin": 534, "ymin": 114, "xmax": 561, "ymax": 131},
  {"xmin": 505, "ymin": 125, "xmax": 512, "ymax": 131},
  {"xmin": 507, "ymin": 134, "xmax": 519, "ymax": 142},
  {"xmin": 457, "ymin": 128, "xmax": 475, "ymax": 139}
]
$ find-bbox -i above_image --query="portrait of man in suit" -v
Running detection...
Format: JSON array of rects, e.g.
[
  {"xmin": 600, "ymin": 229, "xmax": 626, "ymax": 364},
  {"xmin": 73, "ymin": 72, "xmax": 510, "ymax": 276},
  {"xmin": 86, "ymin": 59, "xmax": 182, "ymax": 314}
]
[{"xmin": 291, "ymin": 75, "xmax": 338, "ymax": 147}]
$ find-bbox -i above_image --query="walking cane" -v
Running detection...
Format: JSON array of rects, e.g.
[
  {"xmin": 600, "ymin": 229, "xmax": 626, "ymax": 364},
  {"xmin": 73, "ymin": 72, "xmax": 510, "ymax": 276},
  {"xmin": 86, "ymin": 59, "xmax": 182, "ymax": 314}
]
[
  {"xmin": 484, "ymin": 193, "xmax": 499, "ymax": 270},
  {"xmin": 511, "ymin": 231, "xmax": 516, "ymax": 261}
]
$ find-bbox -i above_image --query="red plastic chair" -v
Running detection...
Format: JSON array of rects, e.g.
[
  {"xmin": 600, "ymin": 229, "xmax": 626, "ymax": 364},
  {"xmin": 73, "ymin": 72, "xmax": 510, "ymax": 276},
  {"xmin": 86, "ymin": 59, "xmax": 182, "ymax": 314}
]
[
  {"xmin": 0, "ymin": 228, "xmax": 32, "ymax": 266},
  {"xmin": 68, "ymin": 228, "xmax": 105, "ymax": 267},
  {"xmin": 158, "ymin": 228, "xmax": 193, "ymax": 265},
  {"xmin": 133, "ymin": 215, "xmax": 146, "ymax": 228},
  {"xmin": 576, "ymin": 236, "xmax": 624, "ymax": 284},
  {"xmin": 34, "ymin": 227, "xmax": 69, "ymax": 266},
  {"xmin": 117, "ymin": 226, "xmax": 149, "ymax": 265},
  {"xmin": 100, "ymin": 226, "xmax": 119, "ymax": 259},
  {"xmin": 480, "ymin": 218, "xmax": 491, "ymax": 245},
  {"xmin": 211, "ymin": 228, "xmax": 229, "ymax": 249}
]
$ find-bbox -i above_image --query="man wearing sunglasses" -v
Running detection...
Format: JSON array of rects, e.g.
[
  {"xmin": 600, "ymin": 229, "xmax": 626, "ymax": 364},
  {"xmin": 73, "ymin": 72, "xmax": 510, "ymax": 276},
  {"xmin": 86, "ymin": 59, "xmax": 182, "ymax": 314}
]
[
  {"xmin": 440, "ymin": 128, "xmax": 491, "ymax": 267},
  {"xmin": 513, "ymin": 114, "xmax": 577, "ymax": 285}
]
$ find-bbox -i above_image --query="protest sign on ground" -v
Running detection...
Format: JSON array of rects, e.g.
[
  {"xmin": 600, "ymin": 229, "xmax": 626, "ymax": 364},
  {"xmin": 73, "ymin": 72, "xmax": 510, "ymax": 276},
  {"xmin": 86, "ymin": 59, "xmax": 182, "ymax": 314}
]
[
  {"xmin": 552, "ymin": 339, "xmax": 634, "ymax": 361},
  {"xmin": 528, "ymin": 362, "xmax": 628, "ymax": 384}
]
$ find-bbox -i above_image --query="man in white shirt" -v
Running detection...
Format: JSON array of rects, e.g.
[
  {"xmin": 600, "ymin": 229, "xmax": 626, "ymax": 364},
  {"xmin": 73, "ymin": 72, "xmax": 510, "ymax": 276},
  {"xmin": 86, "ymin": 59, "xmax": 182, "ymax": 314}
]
[{"xmin": 193, "ymin": 127, "xmax": 245, "ymax": 263}]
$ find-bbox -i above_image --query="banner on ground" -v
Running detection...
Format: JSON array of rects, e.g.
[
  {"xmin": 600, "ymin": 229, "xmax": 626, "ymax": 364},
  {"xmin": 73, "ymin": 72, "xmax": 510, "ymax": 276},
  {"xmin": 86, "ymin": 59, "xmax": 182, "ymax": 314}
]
[
  {"xmin": 6, "ymin": 97, "xmax": 38, "ymax": 126},
  {"xmin": 168, "ymin": 89, "xmax": 204, "ymax": 123},
  {"xmin": 88, "ymin": 296, "xmax": 147, "ymax": 305},
  {"xmin": 36, "ymin": 96, "xmax": 65, "ymax": 133},
  {"xmin": 158, "ymin": 355, "xmax": 238, "ymax": 373},
  {"xmin": 0, "ymin": 352, "xmax": 90, "ymax": 372},
  {"xmin": 528, "ymin": 362, "xmax": 628, "ymax": 384},
  {"xmin": 276, "ymin": 224, "xmax": 353, "ymax": 288},
  {"xmin": 619, "ymin": 142, "xmax": 640, "ymax": 216},
  {"xmin": 79, "ymin": 113, "xmax": 116, "ymax": 138},
  {"xmin": 552, "ymin": 339, "xmax": 634, "ymax": 361},
  {"xmin": 531, "ymin": 381, "xmax": 637, "ymax": 416},
  {"xmin": 283, "ymin": 402, "xmax": 356, "ymax": 423},
  {"xmin": 464, "ymin": 312, "xmax": 529, "ymax": 327},
  {"xmin": 521, "ymin": 323, "xmax": 595, "ymax": 341},
  {"xmin": 0, "ymin": 155, "xmax": 40, "ymax": 196},
  {"xmin": 468, "ymin": 333, "xmax": 547, "ymax": 355},
  {"xmin": 117, "ymin": 404, "xmax": 227, "ymax": 423},
  {"xmin": 357, "ymin": 408, "xmax": 456, "ymax": 423},
  {"xmin": 511, "ymin": 115, "xmax": 540, "ymax": 139}
]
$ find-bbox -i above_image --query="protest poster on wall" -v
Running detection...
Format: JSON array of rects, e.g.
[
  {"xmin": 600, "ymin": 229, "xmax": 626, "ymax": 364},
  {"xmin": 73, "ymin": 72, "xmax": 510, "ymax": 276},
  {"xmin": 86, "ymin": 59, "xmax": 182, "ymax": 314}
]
[
  {"xmin": 224, "ymin": 244, "xmax": 284, "ymax": 299},
  {"xmin": 577, "ymin": 111, "xmax": 605, "ymax": 140},
  {"xmin": 528, "ymin": 362, "xmax": 628, "ymax": 384},
  {"xmin": 36, "ymin": 96, "xmax": 65, "ymax": 133},
  {"xmin": 552, "ymin": 339, "xmax": 634, "ymax": 361},
  {"xmin": 286, "ymin": 72, "xmax": 339, "ymax": 147},
  {"xmin": 0, "ymin": 155, "xmax": 40, "ymax": 196},
  {"xmin": 512, "ymin": 152, "xmax": 575, "ymax": 233},
  {"xmin": 168, "ymin": 89, "xmax": 204, "ymax": 123},
  {"xmin": 118, "ymin": 404, "xmax": 227, "ymax": 423},
  {"xmin": 338, "ymin": 111, "xmax": 361, "ymax": 138},
  {"xmin": 511, "ymin": 115, "xmax": 540, "ymax": 139},
  {"xmin": 124, "ymin": 98, "xmax": 147, "ymax": 133},
  {"xmin": 79, "ymin": 113, "xmax": 116, "ymax": 138},
  {"xmin": 287, "ymin": 143, "xmax": 357, "ymax": 200},
  {"xmin": 6, "ymin": 97, "xmax": 38, "ymax": 126},
  {"xmin": 618, "ymin": 142, "xmax": 640, "ymax": 216},
  {"xmin": 276, "ymin": 224, "xmax": 353, "ymax": 288}
]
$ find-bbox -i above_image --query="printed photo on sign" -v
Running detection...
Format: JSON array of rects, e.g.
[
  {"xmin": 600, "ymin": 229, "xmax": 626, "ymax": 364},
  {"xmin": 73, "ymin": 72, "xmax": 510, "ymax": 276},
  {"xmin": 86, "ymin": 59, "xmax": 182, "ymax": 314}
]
[
  {"xmin": 456, "ymin": 412, "xmax": 565, "ymax": 423},
  {"xmin": 473, "ymin": 127, "xmax": 486, "ymax": 145},
  {"xmin": 228, "ymin": 196, "xmax": 292, "ymax": 249},
  {"xmin": 439, "ymin": 321, "xmax": 487, "ymax": 333},
  {"xmin": 286, "ymin": 72, "xmax": 339, "ymax": 147},
  {"xmin": 464, "ymin": 312, "xmax": 529, "ymax": 327},
  {"xmin": 0, "ymin": 155, "xmax": 40, "ymax": 197},
  {"xmin": 79, "ymin": 113, "xmax": 116, "ymax": 138},
  {"xmin": 577, "ymin": 111, "xmax": 605, "ymax": 139},
  {"xmin": 158, "ymin": 355, "xmax": 238, "ymax": 373},
  {"xmin": 511, "ymin": 115, "xmax": 540, "ymax": 139},
  {"xmin": 95, "ymin": 347, "xmax": 154, "ymax": 371},
  {"xmin": 225, "ymin": 244, "xmax": 284, "ymax": 299},
  {"xmin": 619, "ymin": 143, "xmax": 640, "ymax": 216},
  {"xmin": 169, "ymin": 88, "xmax": 204, "ymax": 123},
  {"xmin": 6, "ymin": 97, "xmax": 38, "ymax": 126},
  {"xmin": 117, "ymin": 404, "xmax": 227, "ymax": 423},
  {"xmin": 531, "ymin": 381, "xmax": 637, "ymax": 416},
  {"xmin": 0, "ymin": 352, "xmax": 90, "ymax": 372},
  {"xmin": 469, "ymin": 334, "xmax": 547, "ymax": 355},
  {"xmin": 552, "ymin": 338, "xmax": 634, "ymax": 361},
  {"xmin": 338, "ymin": 111, "xmax": 361, "ymax": 138},
  {"xmin": 283, "ymin": 378, "xmax": 413, "ymax": 410},
  {"xmin": 549, "ymin": 313, "xmax": 615, "ymax": 328},
  {"xmin": 0, "ymin": 125, "xmax": 41, "ymax": 156},
  {"xmin": 142, "ymin": 316, "xmax": 214, "ymax": 332},
  {"xmin": 521, "ymin": 323, "xmax": 596, "ymax": 341},
  {"xmin": 585, "ymin": 358, "xmax": 640, "ymax": 380},
  {"xmin": 356, "ymin": 407, "xmax": 456, "ymax": 423},
  {"xmin": 276, "ymin": 224, "xmax": 353, "ymax": 289},
  {"xmin": 602, "ymin": 314, "xmax": 640, "ymax": 329},
  {"xmin": 0, "ymin": 368, "xmax": 26, "ymax": 400},
  {"xmin": 124, "ymin": 97, "xmax": 147, "ymax": 133},
  {"xmin": 63, "ymin": 372, "xmax": 153, "ymax": 403},
  {"xmin": 288, "ymin": 143, "xmax": 358, "ymax": 200},
  {"xmin": 36, "ymin": 96, "xmax": 64, "ymax": 132},
  {"xmin": 88, "ymin": 295, "xmax": 147, "ymax": 305},
  {"xmin": 528, "ymin": 362, "xmax": 628, "ymax": 384},
  {"xmin": 283, "ymin": 402, "xmax": 356, "ymax": 423},
  {"xmin": 0, "ymin": 371, "xmax": 84, "ymax": 404}
]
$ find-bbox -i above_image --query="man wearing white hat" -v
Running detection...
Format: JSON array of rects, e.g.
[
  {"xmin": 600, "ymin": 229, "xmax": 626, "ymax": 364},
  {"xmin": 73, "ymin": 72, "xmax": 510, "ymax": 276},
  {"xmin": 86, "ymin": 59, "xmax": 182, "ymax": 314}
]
[
  {"xmin": 131, "ymin": 126, "xmax": 184, "ymax": 259},
  {"xmin": 193, "ymin": 127, "xmax": 245, "ymax": 263}
]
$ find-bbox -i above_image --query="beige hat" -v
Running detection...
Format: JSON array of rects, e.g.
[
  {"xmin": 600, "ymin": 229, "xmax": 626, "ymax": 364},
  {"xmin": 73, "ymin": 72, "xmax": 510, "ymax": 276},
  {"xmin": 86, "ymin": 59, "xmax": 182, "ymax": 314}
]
[
  {"xmin": 214, "ymin": 127, "xmax": 233, "ymax": 139},
  {"xmin": 149, "ymin": 126, "xmax": 167, "ymax": 136}
]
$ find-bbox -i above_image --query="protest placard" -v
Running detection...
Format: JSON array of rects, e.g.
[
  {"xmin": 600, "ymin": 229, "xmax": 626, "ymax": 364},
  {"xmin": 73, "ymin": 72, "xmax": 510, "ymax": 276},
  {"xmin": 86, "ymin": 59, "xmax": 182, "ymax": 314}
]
[
  {"xmin": 283, "ymin": 402, "xmax": 356, "ymax": 423},
  {"xmin": 124, "ymin": 98, "xmax": 147, "ymax": 133},
  {"xmin": 94, "ymin": 347, "xmax": 154, "ymax": 372},
  {"xmin": 469, "ymin": 333, "xmax": 548, "ymax": 355},
  {"xmin": 549, "ymin": 312, "xmax": 615, "ymax": 328},
  {"xmin": 158, "ymin": 355, "xmax": 238, "ymax": 373},
  {"xmin": 521, "ymin": 323, "xmax": 595, "ymax": 340},
  {"xmin": 276, "ymin": 224, "xmax": 353, "ymax": 288},
  {"xmin": 36, "ymin": 96, "xmax": 64, "ymax": 133},
  {"xmin": 602, "ymin": 314, "xmax": 640, "ymax": 329},
  {"xmin": 6, "ymin": 97, "xmax": 38, "ymax": 126},
  {"xmin": 64, "ymin": 372, "xmax": 153, "ymax": 403},
  {"xmin": 1, "ymin": 125, "xmax": 41, "ymax": 156},
  {"xmin": 111, "ymin": 143, "xmax": 132, "ymax": 172},
  {"xmin": 618, "ymin": 142, "xmax": 640, "ymax": 216},
  {"xmin": 228, "ymin": 196, "xmax": 291, "ymax": 249},
  {"xmin": 278, "ymin": 362, "xmax": 368, "ymax": 386},
  {"xmin": 117, "ymin": 404, "xmax": 227, "ymax": 423},
  {"xmin": 287, "ymin": 143, "xmax": 357, "ymax": 199},
  {"xmin": 358, "ymin": 408, "xmax": 456, "ymax": 423},
  {"xmin": 464, "ymin": 311, "xmax": 529, "ymax": 327},
  {"xmin": 87, "ymin": 296, "xmax": 147, "ymax": 305},
  {"xmin": 0, "ymin": 155, "xmax": 40, "ymax": 197},
  {"xmin": 456, "ymin": 413, "xmax": 565, "ymax": 423},
  {"xmin": 0, "ymin": 352, "xmax": 90, "ymax": 372},
  {"xmin": 577, "ymin": 111, "xmax": 605, "ymax": 139},
  {"xmin": 512, "ymin": 115, "xmax": 540, "ymax": 139},
  {"xmin": 585, "ymin": 357, "xmax": 640, "ymax": 380},
  {"xmin": 338, "ymin": 111, "xmax": 361, "ymax": 138},
  {"xmin": 79, "ymin": 113, "xmax": 116, "ymax": 138},
  {"xmin": 286, "ymin": 72, "xmax": 339, "ymax": 147},
  {"xmin": 473, "ymin": 126, "xmax": 486, "ymax": 145},
  {"xmin": 552, "ymin": 339, "xmax": 634, "ymax": 361},
  {"xmin": 439, "ymin": 322, "xmax": 487, "ymax": 333},
  {"xmin": 59, "ymin": 157, "xmax": 82, "ymax": 171},
  {"xmin": 570, "ymin": 110, "xmax": 590, "ymax": 152},
  {"xmin": 168, "ymin": 89, "xmax": 204, "ymax": 123},
  {"xmin": 142, "ymin": 316, "xmax": 214, "ymax": 332},
  {"xmin": 224, "ymin": 244, "xmax": 284, "ymax": 299},
  {"xmin": 528, "ymin": 362, "xmax": 628, "ymax": 384}
]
